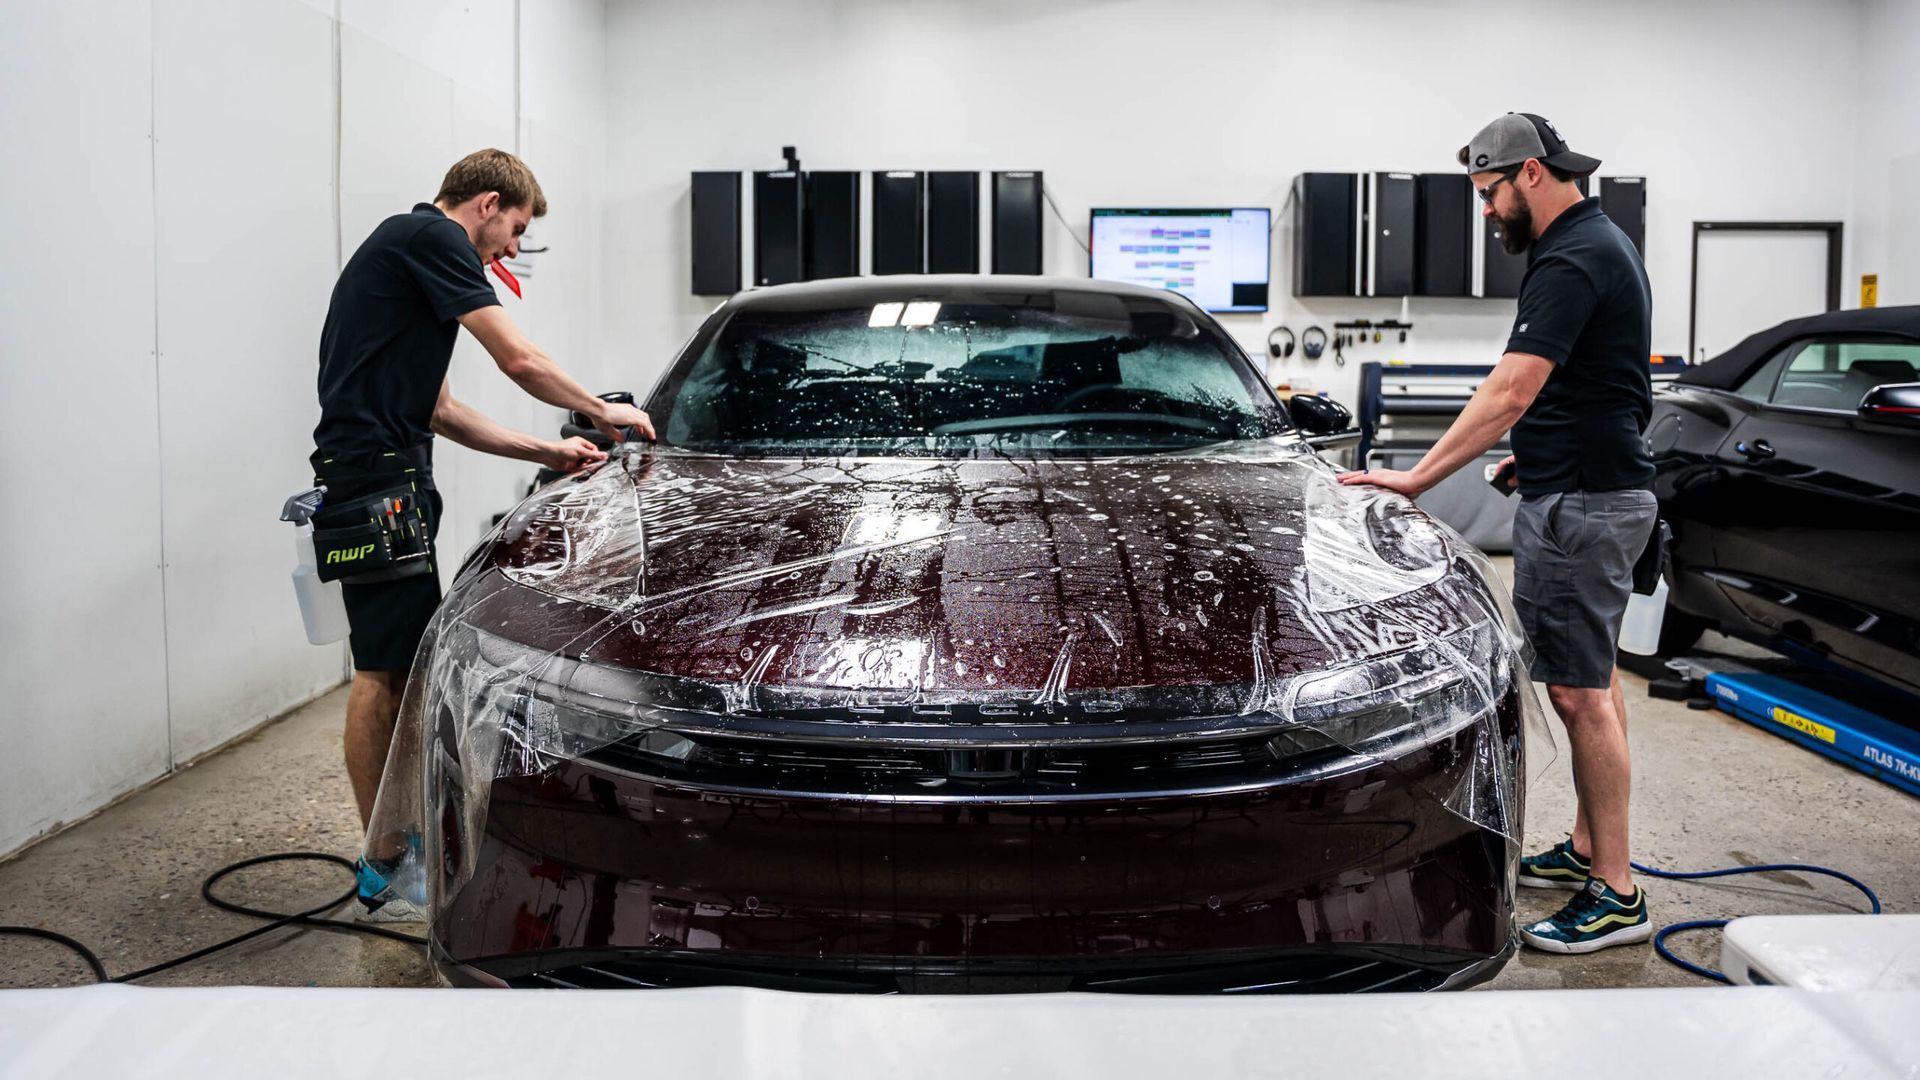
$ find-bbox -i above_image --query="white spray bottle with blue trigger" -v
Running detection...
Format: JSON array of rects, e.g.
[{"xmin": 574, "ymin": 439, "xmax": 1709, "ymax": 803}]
[{"xmin": 280, "ymin": 487, "xmax": 350, "ymax": 646}]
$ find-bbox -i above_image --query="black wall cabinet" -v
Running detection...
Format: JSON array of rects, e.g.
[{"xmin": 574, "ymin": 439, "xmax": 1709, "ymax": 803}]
[
  {"xmin": 691, "ymin": 171, "xmax": 741, "ymax": 296},
  {"xmin": 752, "ymin": 170, "xmax": 804, "ymax": 286},
  {"xmin": 992, "ymin": 171, "xmax": 1044, "ymax": 274},
  {"xmin": 1415, "ymin": 173, "xmax": 1471, "ymax": 297},
  {"xmin": 1293, "ymin": 172, "xmax": 1359, "ymax": 297},
  {"xmin": 1368, "ymin": 172, "xmax": 1417, "ymax": 297},
  {"xmin": 805, "ymin": 171, "xmax": 860, "ymax": 280}
]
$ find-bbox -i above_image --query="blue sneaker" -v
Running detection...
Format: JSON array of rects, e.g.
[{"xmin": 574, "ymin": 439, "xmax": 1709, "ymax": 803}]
[
  {"xmin": 1519, "ymin": 877, "xmax": 1653, "ymax": 954},
  {"xmin": 354, "ymin": 833, "xmax": 426, "ymax": 924},
  {"xmin": 354, "ymin": 857, "xmax": 425, "ymax": 923},
  {"xmin": 1518, "ymin": 837, "xmax": 1591, "ymax": 890}
]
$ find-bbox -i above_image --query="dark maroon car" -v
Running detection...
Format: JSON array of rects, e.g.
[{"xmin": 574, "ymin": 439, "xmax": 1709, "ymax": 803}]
[{"xmin": 401, "ymin": 277, "xmax": 1533, "ymax": 992}]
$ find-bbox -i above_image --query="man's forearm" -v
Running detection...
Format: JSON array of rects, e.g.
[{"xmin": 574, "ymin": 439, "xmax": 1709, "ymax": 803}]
[
  {"xmin": 500, "ymin": 342, "xmax": 606, "ymax": 421},
  {"xmin": 1407, "ymin": 356, "xmax": 1552, "ymax": 490},
  {"xmin": 1410, "ymin": 389, "xmax": 1526, "ymax": 490},
  {"xmin": 432, "ymin": 396, "xmax": 549, "ymax": 463}
]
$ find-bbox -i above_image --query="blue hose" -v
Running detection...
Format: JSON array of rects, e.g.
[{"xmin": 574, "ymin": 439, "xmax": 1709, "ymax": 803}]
[{"xmin": 1629, "ymin": 859, "xmax": 1883, "ymax": 984}]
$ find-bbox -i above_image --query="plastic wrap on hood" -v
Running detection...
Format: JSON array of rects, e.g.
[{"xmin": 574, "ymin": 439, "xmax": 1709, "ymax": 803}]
[{"xmin": 363, "ymin": 438, "xmax": 1550, "ymax": 944}]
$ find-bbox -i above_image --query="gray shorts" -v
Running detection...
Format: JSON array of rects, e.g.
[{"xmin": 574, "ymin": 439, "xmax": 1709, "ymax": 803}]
[{"xmin": 1512, "ymin": 489, "xmax": 1658, "ymax": 689}]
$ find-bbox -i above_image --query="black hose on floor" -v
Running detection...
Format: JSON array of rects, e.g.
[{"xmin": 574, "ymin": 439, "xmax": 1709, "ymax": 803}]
[{"xmin": 0, "ymin": 852, "xmax": 425, "ymax": 986}]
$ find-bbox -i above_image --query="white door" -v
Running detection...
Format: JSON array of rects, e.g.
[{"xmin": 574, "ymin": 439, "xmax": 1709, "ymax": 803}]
[{"xmin": 1692, "ymin": 227, "xmax": 1833, "ymax": 364}]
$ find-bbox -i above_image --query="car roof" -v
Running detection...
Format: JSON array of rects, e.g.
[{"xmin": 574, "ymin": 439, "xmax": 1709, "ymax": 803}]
[
  {"xmin": 717, "ymin": 275, "xmax": 1202, "ymax": 313},
  {"xmin": 1678, "ymin": 304, "xmax": 1920, "ymax": 391}
]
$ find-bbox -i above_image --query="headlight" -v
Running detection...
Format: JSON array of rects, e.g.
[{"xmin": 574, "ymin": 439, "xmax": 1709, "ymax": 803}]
[
  {"xmin": 1280, "ymin": 620, "xmax": 1505, "ymax": 753},
  {"xmin": 1304, "ymin": 481, "xmax": 1450, "ymax": 609},
  {"xmin": 436, "ymin": 623, "xmax": 698, "ymax": 775},
  {"xmin": 1363, "ymin": 498, "xmax": 1449, "ymax": 573}
]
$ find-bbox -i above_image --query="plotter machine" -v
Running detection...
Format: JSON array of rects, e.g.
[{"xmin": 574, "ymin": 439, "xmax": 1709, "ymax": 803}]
[{"xmin": 1356, "ymin": 357, "xmax": 1687, "ymax": 553}]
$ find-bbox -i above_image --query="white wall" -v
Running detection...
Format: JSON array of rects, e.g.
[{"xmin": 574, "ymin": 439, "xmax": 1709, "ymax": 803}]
[
  {"xmin": 152, "ymin": 0, "xmax": 341, "ymax": 763},
  {"xmin": 0, "ymin": 1, "xmax": 173, "ymax": 858},
  {"xmin": 1852, "ymin": 0, "xmax": 1920, "ymax": 306},
  {"xmin": 0, "ymin": 0, "xmax": 610, "ymax": 857},
  {"xmin": 602, "ymin": 0, "xmax": 1870, "ymax": 405}
]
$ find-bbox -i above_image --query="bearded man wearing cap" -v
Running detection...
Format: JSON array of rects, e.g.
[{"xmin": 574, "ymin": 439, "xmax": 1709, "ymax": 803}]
[{"xmin": 1341, "ymin": 113, "xmax": 1658, "ymax": 955}]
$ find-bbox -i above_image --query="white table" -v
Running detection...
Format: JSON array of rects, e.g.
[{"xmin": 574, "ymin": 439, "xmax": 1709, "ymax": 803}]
[
  {"xmin": 1723, "ymin": 913, "xmax": 1920, "ymax": 990},
  {"xmin": 3, "ymin": 984, "xmax": 1918, "ymax": 1078}
]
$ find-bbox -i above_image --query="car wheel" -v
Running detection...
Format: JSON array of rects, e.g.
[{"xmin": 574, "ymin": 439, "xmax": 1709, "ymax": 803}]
[{"xmin": 1658, "ymin": 606, "xmax": 1713, "ymax": 656}]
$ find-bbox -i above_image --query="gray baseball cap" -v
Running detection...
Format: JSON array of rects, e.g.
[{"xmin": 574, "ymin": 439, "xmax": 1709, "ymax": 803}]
[{"xmin": 1458, "ymin": 113, "xmax": 1601, "ymax": 177}]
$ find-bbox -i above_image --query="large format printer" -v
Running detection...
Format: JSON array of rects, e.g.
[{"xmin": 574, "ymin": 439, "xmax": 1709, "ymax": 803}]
[{"xmin": 1355, "ymin": 357, "xmax": 1688, "ymax": 553}]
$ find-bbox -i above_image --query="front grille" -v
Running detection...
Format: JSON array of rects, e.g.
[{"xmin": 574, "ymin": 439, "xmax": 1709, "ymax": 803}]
[
  {"xmin": 499, "ymin": 950, "xmax": 1450, "ymax": 994},
  {"xmin": 582, "ymin": 726, "xmax": 1349, "ymax": 796}
]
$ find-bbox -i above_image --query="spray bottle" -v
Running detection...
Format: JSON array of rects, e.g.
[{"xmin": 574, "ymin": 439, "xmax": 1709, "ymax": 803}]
[
  {"xmin": 280, "ymin": 487, "xmax": 349, "ymax": 645},
  {"xmin": 1617, "ymin": 521, "xmax": 1674, "ymax": 656}
]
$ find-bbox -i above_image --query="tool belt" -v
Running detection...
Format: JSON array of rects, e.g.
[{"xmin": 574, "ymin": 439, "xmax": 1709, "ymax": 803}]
[{"xmin": 310, "ymin": 447, "xmax": 438, "ymax": 585}]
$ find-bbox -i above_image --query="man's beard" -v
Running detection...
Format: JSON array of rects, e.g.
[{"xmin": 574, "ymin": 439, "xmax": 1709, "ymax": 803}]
[{"xmin": 1495, "ymin": 193, "xmax": 1534, "ymax": 255}]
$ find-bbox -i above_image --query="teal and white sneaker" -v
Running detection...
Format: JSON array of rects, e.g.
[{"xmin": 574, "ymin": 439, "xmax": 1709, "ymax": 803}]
[
  {"xmin": 354, "ymin": 857, "xmax": 425, "ymax": 923},
  {"xmin": 354, "ymin": 834, "xmax": 427, "ymax": 924},
  {"xmin": 1518, "ymin": 837, "xmax": 1592, "ymax": 890},
  {"xmin": 1519, "ymin": 878, "xmax": 1653, "ymax": 954}
]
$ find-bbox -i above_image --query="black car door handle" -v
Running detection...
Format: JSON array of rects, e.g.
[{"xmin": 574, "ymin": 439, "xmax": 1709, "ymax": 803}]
[{"xmin": 1735, "ymin": 438, "xmax": 1776, "ymax": 462}]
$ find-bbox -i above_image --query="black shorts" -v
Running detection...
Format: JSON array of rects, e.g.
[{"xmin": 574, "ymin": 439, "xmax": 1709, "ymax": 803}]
[{"xmin": 312, "ymin": 449, "xmax": 444, "ymax": 674}]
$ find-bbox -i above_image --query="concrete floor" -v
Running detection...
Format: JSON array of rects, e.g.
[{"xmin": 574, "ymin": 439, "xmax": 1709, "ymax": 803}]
[{"xmin": 3, "ymin": 610, "xmax": 1916, "ymax": 992}]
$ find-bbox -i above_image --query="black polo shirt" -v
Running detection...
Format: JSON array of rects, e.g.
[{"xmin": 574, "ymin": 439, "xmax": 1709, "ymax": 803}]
[
  {"xmin": 1506, "ymin": 197, "xmax": 1655, "ymax": 494},
  {"xmin": 313, "ymin": 203, "xmax": 500, "ymax": 461}
]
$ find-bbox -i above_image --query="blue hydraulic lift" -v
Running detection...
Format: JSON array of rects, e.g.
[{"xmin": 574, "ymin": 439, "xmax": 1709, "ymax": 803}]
[{"xmin": 1705, "ymin": 671, "xmax": 1920, "ymax": 798}]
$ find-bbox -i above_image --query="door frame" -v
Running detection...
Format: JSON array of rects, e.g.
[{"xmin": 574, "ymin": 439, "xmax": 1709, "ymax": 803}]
[{"xmin": 1688, "ymin": 221, "xmax": 1844, "ymax": 363}]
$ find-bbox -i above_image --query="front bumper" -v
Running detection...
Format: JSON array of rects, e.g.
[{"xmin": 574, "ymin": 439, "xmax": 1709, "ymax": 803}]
[
  {"xmin": 430, "ymin": 696, "xmax": 1522, "ymax": 992},
  {"xmin": 441, "ymin": 936, "xmax": 1518, "ymax": 993}
]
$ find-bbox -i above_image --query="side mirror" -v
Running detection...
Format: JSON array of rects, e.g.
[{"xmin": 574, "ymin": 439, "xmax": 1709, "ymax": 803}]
[
  {"xmin": 568, "ymin": 390, "xmax": 635, "ymax": 433},
  {"xmin": 1859, "ymin": 382, "xmax": 1920, "ymax": 425},
  {"xmin": 1288, "ymin": 393, "xmax": 1352, "ymax": 437}
]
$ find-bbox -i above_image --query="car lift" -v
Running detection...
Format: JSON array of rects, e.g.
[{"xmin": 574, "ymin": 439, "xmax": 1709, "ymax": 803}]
[
  {"xmin": 1703, "ymin": 671, "xmax": 1920, "ymax": 798},
  {"xmin": 1643, "ymin": 642, "xmax": 1920, "ymax": 800}
]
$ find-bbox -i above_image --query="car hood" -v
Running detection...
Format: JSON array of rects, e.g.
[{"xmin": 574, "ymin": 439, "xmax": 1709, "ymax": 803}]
[{"xmin": 474, "ymin": 440, "xmax": 1470, "ymax": 700}]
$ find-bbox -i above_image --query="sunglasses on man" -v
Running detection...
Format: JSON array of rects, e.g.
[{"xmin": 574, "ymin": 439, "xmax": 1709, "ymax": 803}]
[{"xmin": 1476, "ymin": 162, "xmax": 1527, "ymax": 204}]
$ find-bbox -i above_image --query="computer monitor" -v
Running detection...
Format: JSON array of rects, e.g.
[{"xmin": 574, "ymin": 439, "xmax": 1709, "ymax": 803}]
[{"xmin": 1089, "ymin": 208, "xmax": 1271, "ymax": 313}]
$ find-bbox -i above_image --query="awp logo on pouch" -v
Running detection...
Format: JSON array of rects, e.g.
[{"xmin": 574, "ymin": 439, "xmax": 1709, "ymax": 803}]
[{"xmin": 327, "ymin": 543, "xmax": 377, "ymax": 565}]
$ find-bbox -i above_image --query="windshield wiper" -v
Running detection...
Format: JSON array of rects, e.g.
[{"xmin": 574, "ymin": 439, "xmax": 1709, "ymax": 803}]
[{"xmin": 932, "ymin": 412, "xmax": 1229, "ymax": 437}]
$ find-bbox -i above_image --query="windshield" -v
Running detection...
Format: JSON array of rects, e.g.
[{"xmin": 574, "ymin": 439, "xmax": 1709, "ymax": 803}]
[{"xmin": 652, "ymin": 288, "xmax": 1288, "ymax": 457}]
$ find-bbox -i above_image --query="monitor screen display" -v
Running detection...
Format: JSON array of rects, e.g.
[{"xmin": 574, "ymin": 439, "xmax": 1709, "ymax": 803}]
[{"xmin": 1089, "ymin": 208, "xmax": 1271, "ymax": 313}]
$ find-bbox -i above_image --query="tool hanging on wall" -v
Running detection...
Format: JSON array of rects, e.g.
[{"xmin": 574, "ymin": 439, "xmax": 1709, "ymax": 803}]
[
  {"xmin": 1327, "ymin": 318, "xmax": 1415, "ymax": 366},
  {"xmin": 1334, "ymin": 318, "xmax": 1413, "ymax": 343}
]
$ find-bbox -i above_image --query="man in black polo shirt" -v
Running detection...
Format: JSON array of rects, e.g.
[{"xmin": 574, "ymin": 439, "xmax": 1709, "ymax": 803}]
[
  {"xmin": 1341, "ymin": 114, "xmax": 1658, "ymax": 954},
  {"xmin": 313, "ymin": 149, "xmax": 652, "ymax": 919}
]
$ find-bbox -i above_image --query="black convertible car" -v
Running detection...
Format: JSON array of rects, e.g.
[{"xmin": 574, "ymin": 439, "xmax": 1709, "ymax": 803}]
[{"xmin": 1647, "ymin": 306, "xmax": 1920, "ymax": 696}]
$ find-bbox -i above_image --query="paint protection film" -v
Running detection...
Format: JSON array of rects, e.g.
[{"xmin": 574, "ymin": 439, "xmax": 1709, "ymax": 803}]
[{"xmin": 364, "ymin": 438, "xmax": 1550, "ymax": 974}]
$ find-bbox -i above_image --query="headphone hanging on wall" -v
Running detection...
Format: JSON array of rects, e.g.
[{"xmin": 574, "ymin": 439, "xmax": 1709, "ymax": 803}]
[
  {"xmin": 1266, "ymin": 325, "xmax": 1296, "ymax": 359},
  {"xmin": 1301, "ymin": 325, "xmax": 1329, "ymax": 361}
]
